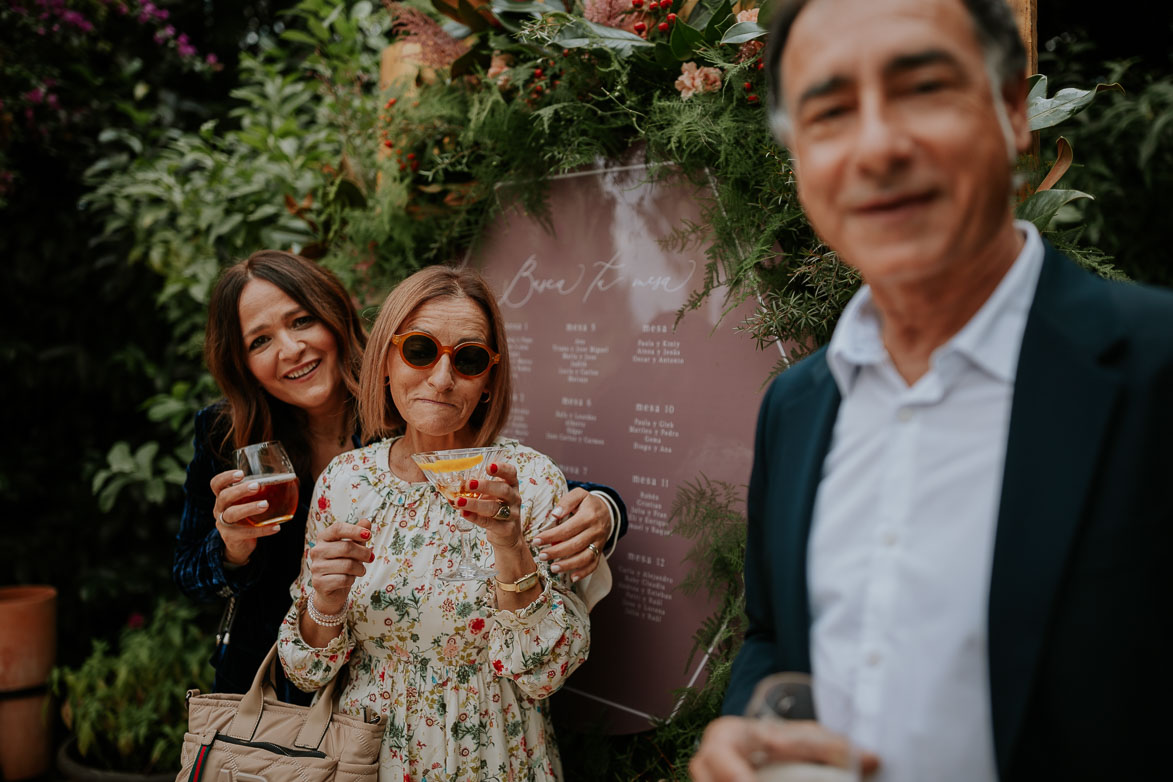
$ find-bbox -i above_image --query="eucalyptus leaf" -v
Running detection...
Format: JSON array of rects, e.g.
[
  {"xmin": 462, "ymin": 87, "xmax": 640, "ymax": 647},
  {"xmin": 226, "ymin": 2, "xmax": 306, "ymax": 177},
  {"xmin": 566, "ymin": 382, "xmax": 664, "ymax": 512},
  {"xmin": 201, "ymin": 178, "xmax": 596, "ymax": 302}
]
[
  {"xmin": 1015, "ymin": 188, "xmax": 1092, "ymax": 230},
  {"xmin": 554, "ymin": 19, "xmax": 653, "ymax": 56},
  {"xmin": 719, "ymin": 20, "xmax": 766, "ymax": 45},
  {"xmin": 1027, "ymin": 74, "xmax": 1124, "ymax": 131},
  {"xmin": 491, "ymin": 0, "xmax": 557, "ymax": 16}
]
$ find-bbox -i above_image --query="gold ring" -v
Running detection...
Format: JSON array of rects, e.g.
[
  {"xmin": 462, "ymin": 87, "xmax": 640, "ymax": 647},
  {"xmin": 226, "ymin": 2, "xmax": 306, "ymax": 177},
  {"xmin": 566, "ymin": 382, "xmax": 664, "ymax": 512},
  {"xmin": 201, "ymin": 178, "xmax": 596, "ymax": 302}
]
[
  {"xmin": 493, "ymin": 503, "xmax": 512, "ymax": 521},
  {"xmin": 587, "ymin": 542, "xmax": 600, "ymax": 560}
]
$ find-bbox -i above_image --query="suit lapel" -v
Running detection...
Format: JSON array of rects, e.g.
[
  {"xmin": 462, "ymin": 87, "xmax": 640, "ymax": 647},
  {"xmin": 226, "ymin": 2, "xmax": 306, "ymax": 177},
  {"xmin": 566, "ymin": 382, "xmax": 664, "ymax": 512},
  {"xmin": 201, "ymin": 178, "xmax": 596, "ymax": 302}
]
[
  {"xmin": 988, "ymin": 247, "xmax": 1126, "ymax": 775},
  {"xmin": 776, "ymin": 357, "xmax": 841, "ymax": 672}
]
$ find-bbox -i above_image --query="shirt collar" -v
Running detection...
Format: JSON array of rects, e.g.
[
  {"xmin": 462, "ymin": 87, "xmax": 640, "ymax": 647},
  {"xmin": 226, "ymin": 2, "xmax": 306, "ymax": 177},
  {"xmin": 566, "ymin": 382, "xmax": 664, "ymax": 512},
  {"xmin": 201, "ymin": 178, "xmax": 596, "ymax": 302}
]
[{"xmin": 826, "ymin": 220, "xmax": 1046, "ymax": 396}]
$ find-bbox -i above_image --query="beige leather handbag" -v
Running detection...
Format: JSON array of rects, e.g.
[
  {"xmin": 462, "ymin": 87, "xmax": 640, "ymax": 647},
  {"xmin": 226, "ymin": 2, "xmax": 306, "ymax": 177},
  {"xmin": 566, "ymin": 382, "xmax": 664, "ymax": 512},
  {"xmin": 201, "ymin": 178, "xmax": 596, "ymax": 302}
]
[{"xmin": 176, "ymin": 644, "xmax": 384, "ymax": 782}]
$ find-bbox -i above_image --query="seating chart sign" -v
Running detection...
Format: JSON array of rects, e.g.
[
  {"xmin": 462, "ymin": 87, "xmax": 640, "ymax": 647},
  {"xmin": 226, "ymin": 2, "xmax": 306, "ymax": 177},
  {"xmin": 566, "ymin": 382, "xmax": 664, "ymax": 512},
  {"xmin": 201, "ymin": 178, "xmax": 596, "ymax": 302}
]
[{"xmin": 472, "ymin": 164, "xmax": 779, "ymax": 733}]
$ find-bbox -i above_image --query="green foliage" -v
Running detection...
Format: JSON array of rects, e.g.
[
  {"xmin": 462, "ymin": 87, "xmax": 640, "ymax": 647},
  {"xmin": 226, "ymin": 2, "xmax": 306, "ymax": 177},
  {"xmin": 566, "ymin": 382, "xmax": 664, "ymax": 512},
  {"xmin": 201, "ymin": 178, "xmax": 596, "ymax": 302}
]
[
  {"xmin": 49, "ymin": 600, "xmax": 214, "ymax": 773},
  {"xmin": 1037, "ymin": 41, "xmax": 1173, "ymax": 284}
]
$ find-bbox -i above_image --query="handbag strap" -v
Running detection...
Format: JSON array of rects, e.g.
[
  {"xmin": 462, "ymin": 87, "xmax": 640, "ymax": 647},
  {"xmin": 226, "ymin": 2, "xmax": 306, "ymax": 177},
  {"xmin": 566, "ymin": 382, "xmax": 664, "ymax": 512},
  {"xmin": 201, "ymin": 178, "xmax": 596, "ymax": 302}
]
[{"xmin": 225, "ymin": 642, "xmax": 341, "ymax": 751}]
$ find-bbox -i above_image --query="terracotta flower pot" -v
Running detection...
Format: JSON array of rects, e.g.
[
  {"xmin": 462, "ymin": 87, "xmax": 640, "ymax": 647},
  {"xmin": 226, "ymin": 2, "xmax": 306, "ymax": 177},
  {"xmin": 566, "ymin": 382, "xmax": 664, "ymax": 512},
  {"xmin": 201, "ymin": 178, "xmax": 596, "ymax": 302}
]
[
  {"xmin": 56, "ymin": 738, "xmax": 173, "ymax": 782},
  {"xmin": 0, "ymin": 585, "xmax": 57, "ymax": 781}
]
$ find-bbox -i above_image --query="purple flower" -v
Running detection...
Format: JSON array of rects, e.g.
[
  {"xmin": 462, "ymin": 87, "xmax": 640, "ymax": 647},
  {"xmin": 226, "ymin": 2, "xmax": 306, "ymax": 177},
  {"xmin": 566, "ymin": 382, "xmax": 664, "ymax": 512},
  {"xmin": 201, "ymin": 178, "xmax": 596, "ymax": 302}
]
[
  {"xmin": 178, "ymin": 42, "xmax": 197, "ymax": 58},
  {"xmin": 25, "ymin": 88, "xmax": 44, "ymax": 104},
  {"xmin": 206, "ymin": 53, "xmax": 219, "ymax": 65},
  {"xmin": 61, "ymin": 9, "xmax": 91, "ymax": 30},
  {"xmin": 46, "ymin": 93, "xmax": 60, "ymax": 109},
  {"xmin": 177, "ymin": 33, "xmax": 189, "ymax": 46}
]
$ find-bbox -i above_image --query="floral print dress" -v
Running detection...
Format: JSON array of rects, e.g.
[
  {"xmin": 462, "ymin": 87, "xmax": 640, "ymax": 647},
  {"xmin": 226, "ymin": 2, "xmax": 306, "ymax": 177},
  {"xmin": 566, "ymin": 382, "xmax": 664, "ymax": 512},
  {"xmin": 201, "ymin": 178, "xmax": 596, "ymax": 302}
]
[{"xmin": 277, "ymin": 437, "xmax": 590, "ymax": 782}]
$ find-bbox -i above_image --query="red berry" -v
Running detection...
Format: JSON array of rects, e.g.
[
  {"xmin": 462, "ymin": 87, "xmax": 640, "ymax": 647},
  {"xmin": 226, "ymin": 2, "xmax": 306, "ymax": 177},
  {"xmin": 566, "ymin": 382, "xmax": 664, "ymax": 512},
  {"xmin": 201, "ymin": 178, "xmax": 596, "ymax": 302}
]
[
  {"xmin": 747, "ymin": 94, "xmax": 759, "ymax": 102},
  {"xmin": 667, "ymin": 12, "xmax": 676, "ymax": 22},
  {"xmin": 631, "ymin": 0, "xmax": 643, "ymax": 6},
  {"xmin": 384, "ymin": 140, "xmax": 393, "ymax": 148},
  {"xmin": 634, "ymin": 21, "xmax": 647, "ymax": 33},
  {"xmin": 649, "ymin": 0, "xmax": 658, "ymax": 8},
  {"xmin": 411, "ymin": 161, "xmax": 420, "ymax": 171},
  {"xmin": 385, "ymin": 98, "xmax": 397, "ymax": 108},
  {"xmin": 744, "ymin": 81, "xmax": 752, "ymax": 90},
  {"xmin": 407, "ymin": 152, "xmax": 416, "ymax": 160},
  {"xmin": 535, "ymin": 68, "xmax": 543, "ymax": 78},
  {"xmin": 757, "ymin": 61, "xmax": 765, "ymax": 71},
  {"xmin": 658, "ymin": 21, "xmax": 669, "ymax": 32},
  {"xmin": 661, "ymin": 0, "xmax": 672, "ymax": 6},
  {"xmin": 399, "ymin": 163, "xmax": 407, "ymax": 171}
]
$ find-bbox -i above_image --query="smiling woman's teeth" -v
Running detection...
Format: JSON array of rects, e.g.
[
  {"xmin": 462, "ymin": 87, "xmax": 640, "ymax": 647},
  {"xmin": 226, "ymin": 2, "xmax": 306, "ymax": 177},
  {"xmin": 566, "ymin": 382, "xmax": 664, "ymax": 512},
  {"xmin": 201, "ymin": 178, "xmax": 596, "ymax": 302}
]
[{"xmin": 285, "ymin": 360, "xmax": 320, "ymax": 379}]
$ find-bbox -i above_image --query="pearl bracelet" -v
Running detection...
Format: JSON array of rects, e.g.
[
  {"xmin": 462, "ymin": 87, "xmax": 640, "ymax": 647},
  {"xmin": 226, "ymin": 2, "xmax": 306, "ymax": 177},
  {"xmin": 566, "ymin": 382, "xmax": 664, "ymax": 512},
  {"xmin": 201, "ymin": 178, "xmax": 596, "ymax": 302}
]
[{"xmin": 306, "ymin": 593, "xmax": 347, "ymax": 627}]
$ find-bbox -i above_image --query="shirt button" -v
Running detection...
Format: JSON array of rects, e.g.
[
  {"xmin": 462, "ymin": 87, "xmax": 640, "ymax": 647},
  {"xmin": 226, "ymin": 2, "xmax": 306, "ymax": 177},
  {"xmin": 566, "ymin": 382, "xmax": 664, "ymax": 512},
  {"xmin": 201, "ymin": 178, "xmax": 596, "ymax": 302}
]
[
  {"xmin": 867, "ymin": 651, "xmax": 883, "ymax": 667},
  {"xmin": 897, "ymin": 407, "xmax": 913, "ymax": 422},
  {"xmin": 883, "ymin": 531, "xmax": 898, "ymax": 547}
]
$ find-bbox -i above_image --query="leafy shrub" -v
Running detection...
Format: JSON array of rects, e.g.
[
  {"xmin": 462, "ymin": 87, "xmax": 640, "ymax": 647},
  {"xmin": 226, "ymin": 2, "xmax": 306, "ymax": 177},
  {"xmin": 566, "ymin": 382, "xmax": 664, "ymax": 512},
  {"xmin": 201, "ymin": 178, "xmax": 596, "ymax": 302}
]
[{"xmin": 50, "ymin": 599, "xmax": 214, "ymax": 773}]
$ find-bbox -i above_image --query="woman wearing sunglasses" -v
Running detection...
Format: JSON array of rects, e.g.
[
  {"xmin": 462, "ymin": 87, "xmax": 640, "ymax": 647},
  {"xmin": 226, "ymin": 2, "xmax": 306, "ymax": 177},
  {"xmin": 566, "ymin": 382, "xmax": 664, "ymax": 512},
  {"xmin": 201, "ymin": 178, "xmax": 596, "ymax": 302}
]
[
  {"xmin": 278, "ymin": 265, "xmax": 590, "ymax": 781},
  {"xmin": 175, "ymin": 253, "xmax": 622, "ymax": 708}
]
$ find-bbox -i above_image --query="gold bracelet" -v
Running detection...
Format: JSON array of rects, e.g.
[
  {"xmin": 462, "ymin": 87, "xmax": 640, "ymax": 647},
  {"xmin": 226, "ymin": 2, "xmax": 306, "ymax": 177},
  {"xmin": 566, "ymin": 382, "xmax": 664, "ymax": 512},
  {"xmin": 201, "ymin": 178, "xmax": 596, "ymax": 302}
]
[{"xmin": 495, "ymin": 570, "xmax": 540, "ymax": 593}]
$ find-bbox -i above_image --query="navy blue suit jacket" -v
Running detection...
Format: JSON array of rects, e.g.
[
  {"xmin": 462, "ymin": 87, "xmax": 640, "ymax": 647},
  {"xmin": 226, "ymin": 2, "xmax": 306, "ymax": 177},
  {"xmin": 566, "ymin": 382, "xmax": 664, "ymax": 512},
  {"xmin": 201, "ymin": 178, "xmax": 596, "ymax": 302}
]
[{"xmin": 724, "ymin": 245, "xmax": 1173, "ymax": 780}]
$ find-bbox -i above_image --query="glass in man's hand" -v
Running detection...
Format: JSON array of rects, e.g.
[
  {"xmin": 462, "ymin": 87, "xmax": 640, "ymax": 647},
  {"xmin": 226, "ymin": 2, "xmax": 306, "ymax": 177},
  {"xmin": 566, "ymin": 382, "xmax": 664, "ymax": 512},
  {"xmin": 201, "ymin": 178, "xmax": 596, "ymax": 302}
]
[{"xmin": 746, "ymin": 673, "xmax": 860, "ymax": 782}]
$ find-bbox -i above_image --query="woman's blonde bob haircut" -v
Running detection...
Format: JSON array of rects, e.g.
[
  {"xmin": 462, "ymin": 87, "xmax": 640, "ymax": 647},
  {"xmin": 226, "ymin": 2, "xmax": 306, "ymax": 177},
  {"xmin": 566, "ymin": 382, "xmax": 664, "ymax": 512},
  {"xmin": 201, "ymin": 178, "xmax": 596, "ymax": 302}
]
[{"xmin": 358, "ymin": 265, "xmax": 512, "ymax": 446}]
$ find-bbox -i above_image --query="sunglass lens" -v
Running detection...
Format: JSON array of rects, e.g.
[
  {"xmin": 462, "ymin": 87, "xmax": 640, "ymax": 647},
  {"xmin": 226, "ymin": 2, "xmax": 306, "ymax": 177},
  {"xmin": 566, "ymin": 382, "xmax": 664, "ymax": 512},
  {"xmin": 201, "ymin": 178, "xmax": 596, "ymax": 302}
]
[
  {"xmin": 454, "ymin": 345, "xmax": 491, "ymax": 376},
  {"xmin": 402, "ymin": 335, "xmax": 439, "ymax": 367}
]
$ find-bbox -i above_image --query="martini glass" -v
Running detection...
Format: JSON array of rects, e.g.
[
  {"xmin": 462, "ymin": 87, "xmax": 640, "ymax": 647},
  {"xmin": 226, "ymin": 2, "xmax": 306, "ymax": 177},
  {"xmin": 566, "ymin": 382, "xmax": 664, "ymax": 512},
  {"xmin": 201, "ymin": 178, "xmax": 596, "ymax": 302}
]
[{"xmin": 411, "ymin": 446, "xmax": 509, "ymax": 582}]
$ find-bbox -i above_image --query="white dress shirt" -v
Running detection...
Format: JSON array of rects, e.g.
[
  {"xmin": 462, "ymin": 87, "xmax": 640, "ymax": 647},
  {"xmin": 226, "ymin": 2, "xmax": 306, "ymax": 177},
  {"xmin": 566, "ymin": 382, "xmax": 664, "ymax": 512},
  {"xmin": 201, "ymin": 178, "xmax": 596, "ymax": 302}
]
[{"xmin": 808, "ymin": 222, "xmax": 1045, "ymax": 781}]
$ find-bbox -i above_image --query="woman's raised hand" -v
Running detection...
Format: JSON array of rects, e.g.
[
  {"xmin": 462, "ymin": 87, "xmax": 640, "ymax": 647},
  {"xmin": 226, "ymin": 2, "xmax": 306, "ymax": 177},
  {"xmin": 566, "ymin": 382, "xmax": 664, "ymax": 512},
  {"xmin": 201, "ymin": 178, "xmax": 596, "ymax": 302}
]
[
  {"xmin": 456, "ymin": 461, "xmax": 524, "ymax": 552},
  {"xmin": 532, "ymin": 489, "xmax": 609, "ymax": 581},
  {"xmin": 307, "ymin": 518, "xmax": 373, "ymax": 614},
  {"xmin": 210, "ymin": 468, "xmax": 283, "ymax": 566}
]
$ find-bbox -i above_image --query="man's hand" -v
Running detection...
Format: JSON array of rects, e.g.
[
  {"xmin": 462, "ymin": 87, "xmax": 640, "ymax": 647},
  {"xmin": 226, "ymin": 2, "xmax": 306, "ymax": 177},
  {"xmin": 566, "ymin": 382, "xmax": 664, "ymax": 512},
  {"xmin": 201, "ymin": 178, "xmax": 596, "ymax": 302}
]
[{"xmin": 689, "ymin": 716, "xmax": 879, "ymax": 782}]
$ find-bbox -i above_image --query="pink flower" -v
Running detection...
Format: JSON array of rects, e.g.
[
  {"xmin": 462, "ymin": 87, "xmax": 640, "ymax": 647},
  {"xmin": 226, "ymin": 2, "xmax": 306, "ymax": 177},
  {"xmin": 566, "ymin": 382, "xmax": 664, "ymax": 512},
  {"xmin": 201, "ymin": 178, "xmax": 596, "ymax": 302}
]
[
  {"xmin": 674, "ymin": 62, "xmax": 722, "ymax": 100},
  {"xmin": 584, "ymin": 0, "xmax": 643, "ymax": 34},
  {"xmin": 206, "ymin": 53, "xmax": 218, "ymax": 65},
  {"xmin": 737, "ymin": 8, "xmax": 759, "ymax": 23}
]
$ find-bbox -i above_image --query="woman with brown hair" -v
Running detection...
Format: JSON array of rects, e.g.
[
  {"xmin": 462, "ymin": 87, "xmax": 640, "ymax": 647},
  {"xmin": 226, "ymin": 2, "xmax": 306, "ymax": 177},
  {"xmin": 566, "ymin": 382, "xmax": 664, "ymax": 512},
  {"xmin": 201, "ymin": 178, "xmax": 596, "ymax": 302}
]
[
  {"xmin": 173, "ymin": 249, "xmax": 367, "ymax": 702},
  {"xmin": 175, "ymin": 252, "xmax": 622, "ymax": 704},
  {"xmin": 277, "ymin": 265, "xmax": 590, "ymax": 780}
]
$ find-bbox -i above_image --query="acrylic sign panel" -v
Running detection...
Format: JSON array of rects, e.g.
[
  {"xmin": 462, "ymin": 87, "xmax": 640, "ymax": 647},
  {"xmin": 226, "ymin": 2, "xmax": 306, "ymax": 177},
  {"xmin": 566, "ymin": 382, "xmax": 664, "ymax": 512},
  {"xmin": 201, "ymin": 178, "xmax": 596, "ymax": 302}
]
[{"xmin": 472, "ymin": 164, "xmax": 779, "ymax": 733}]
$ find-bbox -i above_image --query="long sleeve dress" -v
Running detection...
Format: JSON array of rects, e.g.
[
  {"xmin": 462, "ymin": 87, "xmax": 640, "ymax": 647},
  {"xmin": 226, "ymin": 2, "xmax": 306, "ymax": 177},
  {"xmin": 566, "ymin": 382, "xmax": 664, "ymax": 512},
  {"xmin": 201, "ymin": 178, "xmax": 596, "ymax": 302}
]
[{"xmin": 277, "ymin": 437, "xmax": 591, "ymax": 782}]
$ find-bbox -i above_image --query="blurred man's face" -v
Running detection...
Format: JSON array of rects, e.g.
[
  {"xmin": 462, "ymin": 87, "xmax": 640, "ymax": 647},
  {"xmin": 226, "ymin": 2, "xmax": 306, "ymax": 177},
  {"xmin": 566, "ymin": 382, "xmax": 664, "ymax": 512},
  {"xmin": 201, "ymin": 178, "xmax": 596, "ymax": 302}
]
[{"xmin": 780, "ymin": 0, "xmax": 1030, "ymax": 285}]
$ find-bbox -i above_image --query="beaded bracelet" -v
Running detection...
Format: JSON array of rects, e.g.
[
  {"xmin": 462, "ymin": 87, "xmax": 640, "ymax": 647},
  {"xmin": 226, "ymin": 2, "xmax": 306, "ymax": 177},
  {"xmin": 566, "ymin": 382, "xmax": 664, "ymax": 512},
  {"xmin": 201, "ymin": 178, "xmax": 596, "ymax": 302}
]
[{"xmin": 306, "ymin": 593, "xmax": 347, "ymax": 627}]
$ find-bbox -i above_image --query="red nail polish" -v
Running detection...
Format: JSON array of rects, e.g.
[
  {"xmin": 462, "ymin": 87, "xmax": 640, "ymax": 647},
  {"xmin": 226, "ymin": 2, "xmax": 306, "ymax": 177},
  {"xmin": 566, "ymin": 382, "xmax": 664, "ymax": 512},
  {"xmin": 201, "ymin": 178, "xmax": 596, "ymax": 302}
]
[
  {"xmin": 462, "ymin": 510, "xmax": 470, "ymax": 517},
  {"xmin": 457, "ymin": 497, "xmax": 468, "ymax": 507},
  {"xmin": 489, "ymin": 463, "xmax": 498, "ymax": 475},
  {"xmin": 469, "ymin": 479, "xmax": 479, "ymax": 491},
  {"xmin": 369, "ymin": 551, "xmax": 375, "ymax": 562},
  {"xmin": 360, "ymin": 529, "xmax": 371, "ymax": 539}
]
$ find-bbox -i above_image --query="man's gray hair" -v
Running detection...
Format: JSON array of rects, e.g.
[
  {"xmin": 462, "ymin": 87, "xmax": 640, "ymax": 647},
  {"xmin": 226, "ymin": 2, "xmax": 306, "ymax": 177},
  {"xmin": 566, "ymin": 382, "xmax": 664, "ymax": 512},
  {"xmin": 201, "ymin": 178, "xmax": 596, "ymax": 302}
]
[{"xmin": 764, "ymin": 0, "xmax": 1028, "ymax": 139}]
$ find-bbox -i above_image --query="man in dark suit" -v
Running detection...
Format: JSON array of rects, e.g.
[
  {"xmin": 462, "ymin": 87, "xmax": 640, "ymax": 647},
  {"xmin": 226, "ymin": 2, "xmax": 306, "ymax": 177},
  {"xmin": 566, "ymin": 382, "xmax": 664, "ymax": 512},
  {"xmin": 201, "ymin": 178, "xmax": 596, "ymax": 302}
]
[{"xmin": 691, "ymin": 0, "xmax": 1172, "ymax": 780}]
